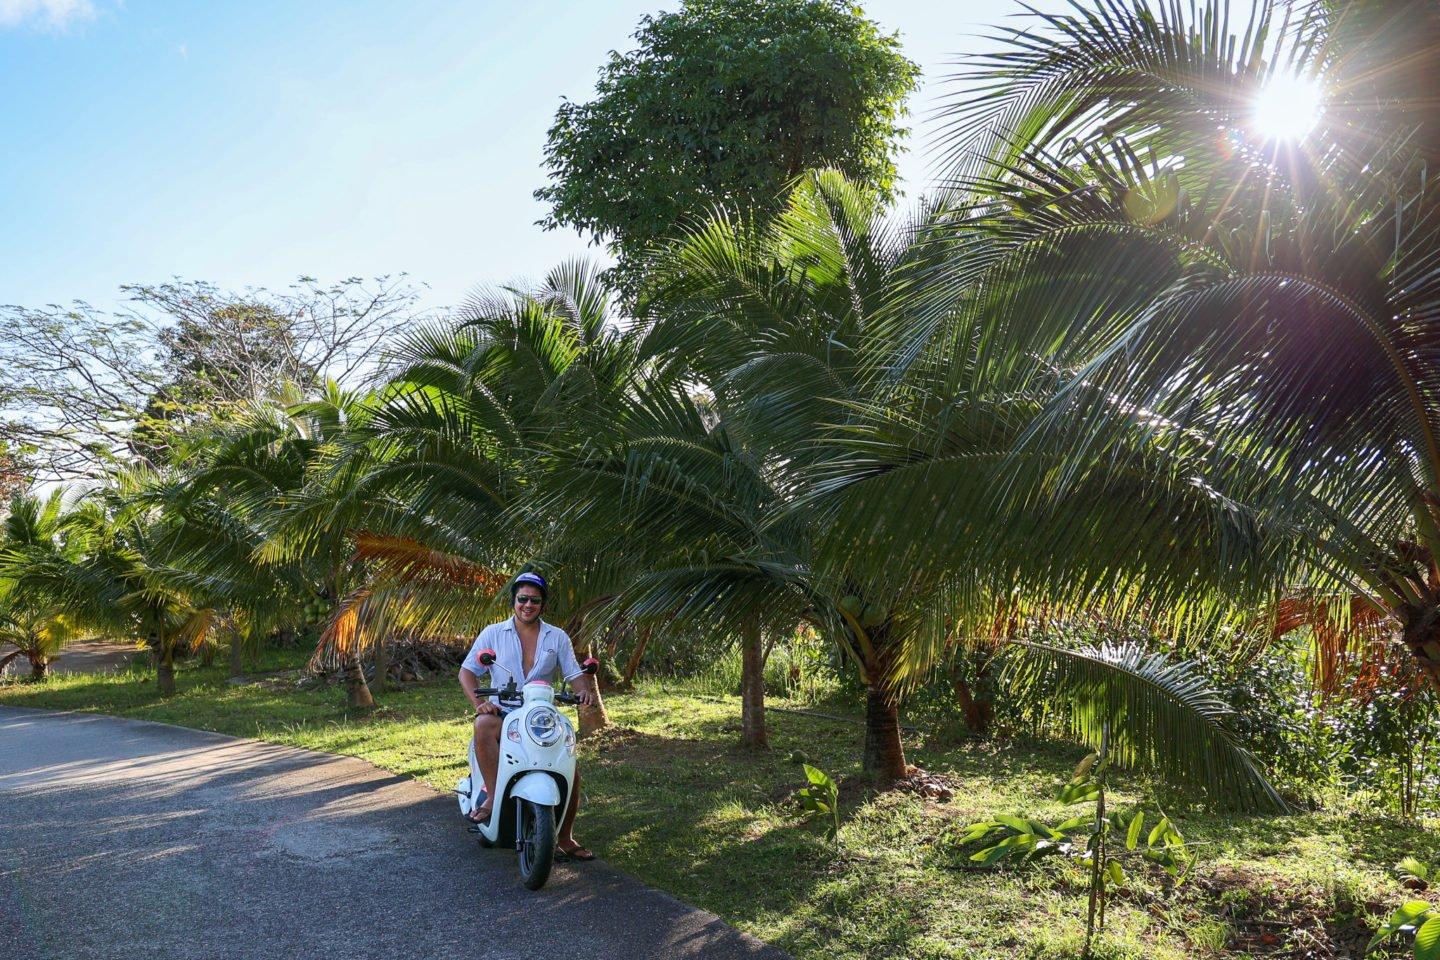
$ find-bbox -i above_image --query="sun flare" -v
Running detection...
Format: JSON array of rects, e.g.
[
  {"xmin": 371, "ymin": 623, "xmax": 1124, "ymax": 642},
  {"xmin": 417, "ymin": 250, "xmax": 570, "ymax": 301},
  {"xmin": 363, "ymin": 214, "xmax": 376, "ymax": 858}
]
[{"xmin": 1252, "ymin": 72, "xmax": 1323, "ymax": 142}]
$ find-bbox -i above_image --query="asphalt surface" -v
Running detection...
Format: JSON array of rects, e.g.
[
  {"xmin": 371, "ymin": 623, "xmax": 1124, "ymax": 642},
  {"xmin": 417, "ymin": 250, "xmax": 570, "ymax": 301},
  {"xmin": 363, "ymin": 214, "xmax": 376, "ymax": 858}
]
[
  {"xmin": 1, "ymin": 642, "xmax": 138, "ymax": 678},
  {"xmin": 0, "ymin": 707, "xmax": 789, "ymax": 960}
]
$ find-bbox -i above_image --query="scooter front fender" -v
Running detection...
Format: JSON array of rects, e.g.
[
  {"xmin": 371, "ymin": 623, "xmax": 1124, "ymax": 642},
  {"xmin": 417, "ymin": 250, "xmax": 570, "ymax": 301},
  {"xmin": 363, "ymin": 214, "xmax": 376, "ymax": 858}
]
[{"xmin": 509, "ymin": 770, "xmax": 561, "ymax": 806}]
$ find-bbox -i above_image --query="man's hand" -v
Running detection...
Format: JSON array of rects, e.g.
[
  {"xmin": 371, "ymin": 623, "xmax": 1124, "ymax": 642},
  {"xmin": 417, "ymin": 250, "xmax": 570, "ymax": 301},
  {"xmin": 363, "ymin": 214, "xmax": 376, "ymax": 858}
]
[
  {"xmin": 475, "ymin": 701, "xmax": 501, "ymax": 716},
  {"xmin": 571, "ymin": 675, "xmax": 598, "ymax": 707}
]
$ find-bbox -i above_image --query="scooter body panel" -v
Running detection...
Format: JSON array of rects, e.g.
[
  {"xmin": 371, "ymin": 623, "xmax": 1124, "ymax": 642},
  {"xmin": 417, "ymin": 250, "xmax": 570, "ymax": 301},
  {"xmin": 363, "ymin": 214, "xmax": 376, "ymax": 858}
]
[
  {"xmin": 509, "ymin": 770, "xmax": 562, "ymax": 806},
  {"xmin": 457, "ymin": 681, "xmax": 578, "ymax": 848}
]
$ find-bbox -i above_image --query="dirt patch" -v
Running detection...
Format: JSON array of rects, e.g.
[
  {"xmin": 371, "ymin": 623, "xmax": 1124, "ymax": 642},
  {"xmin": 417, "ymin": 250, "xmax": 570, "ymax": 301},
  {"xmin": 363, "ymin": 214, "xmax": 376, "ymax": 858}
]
[
  {"xmin": 227, "ymin": 668, "xmax": 306, "ymax": 690},
  {"xmin": 1184, "ymin": 864, "xmax": 1389, "ymax": 959},
  {"xmin": 894, "ymin": 767, "xmax": 959, "ymax": 802}
]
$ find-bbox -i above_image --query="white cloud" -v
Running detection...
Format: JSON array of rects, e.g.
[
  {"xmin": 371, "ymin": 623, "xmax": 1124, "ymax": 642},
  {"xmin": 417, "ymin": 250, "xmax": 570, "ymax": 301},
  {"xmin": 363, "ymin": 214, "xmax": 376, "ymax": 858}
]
[{"xmin": 0, "ymin": 0, "xmax": 98, "ymax": 30}]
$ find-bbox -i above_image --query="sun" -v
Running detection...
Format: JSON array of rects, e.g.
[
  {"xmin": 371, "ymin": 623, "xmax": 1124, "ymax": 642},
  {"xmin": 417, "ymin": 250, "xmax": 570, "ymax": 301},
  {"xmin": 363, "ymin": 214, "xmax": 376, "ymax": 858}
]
[{"xmin": 1252, "ymin": 72, "xmax": 1324, "ymax": 142}]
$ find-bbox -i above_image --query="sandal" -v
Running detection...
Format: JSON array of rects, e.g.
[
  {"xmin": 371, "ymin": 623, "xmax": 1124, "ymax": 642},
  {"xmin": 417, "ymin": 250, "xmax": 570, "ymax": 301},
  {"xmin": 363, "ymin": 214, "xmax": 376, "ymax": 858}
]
[
  {"xmin": 556, "ymin": 840, "xmax": 595, "ymax": 862},
  {"xmin": 467, "ymin": 804, "xmax": 492, "ymax": 824}
]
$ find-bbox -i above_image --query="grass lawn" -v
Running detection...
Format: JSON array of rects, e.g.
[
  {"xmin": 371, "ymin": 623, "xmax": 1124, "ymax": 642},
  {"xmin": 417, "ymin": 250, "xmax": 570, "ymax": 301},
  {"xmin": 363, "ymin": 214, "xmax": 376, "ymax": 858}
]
[{"xmin": 2, "ymin": 654, "xmax": 1434, "ymax": 959}]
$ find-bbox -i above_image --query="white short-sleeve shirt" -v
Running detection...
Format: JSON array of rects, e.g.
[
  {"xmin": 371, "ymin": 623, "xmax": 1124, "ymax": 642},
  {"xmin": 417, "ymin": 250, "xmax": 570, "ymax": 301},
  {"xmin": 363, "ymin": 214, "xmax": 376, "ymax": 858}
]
[{"xmin": 461, "ymin": 617, "xmax": 584, "ymax": 709}]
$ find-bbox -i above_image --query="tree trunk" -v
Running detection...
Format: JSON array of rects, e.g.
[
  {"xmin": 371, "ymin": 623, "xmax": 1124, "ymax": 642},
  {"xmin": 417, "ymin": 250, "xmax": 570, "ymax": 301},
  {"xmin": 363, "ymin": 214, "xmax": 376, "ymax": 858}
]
[
  {"xmin": 952, "ymin": 672, "xmax": 994, "ymax": 736},
  {"xmin": 371, "ymin": 641, "xmax": 388, "ymax": 695},
  {"xmin": 578, "ymin": 686, "xmax": 608, "ymax": 739},
  {"xmin": 862, "ymin": 683, "xmax": 907, "ymax": 785},
  {"xmin": 1402, "ymin": 609, "xmax": 1440, "ymax": 691},
  {"xmin": 342, "ymin": 652, "xmax": 374, "ymax": 708},
  {"xmin": 229, "ymin": 633, "xmax": 244, "ymax": 679},
  {"xmin": 620, "ymin": 625, "xmax": 654, "ymax": 688},
  {"xmin": 27, "ymin": 654, "xmax": 49, "ymax": 681},
  {"xmin": 566, "ymin": 634, "xmax": 608, "ymax": 737},
  {"xmin": 740, "ymin": 618, "xmax": 767, "ymax": 749},
  {"xmin": 157, "ymin": 644, "xmax": 176, "ymax": 697}
]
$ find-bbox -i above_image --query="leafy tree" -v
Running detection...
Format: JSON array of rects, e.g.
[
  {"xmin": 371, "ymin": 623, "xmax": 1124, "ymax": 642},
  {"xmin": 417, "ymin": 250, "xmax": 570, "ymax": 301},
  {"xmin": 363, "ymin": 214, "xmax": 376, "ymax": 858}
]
[
  {"xmin": 3, "ymin": 476, "xmax": 225, "ymax": 696},
  {"xmin": 824, "ymin": 0, "xmax": 1440, "ymax": 703},
  {"xmin": 0, "ymin": 276, "xmax": 424, "ymax": 477},
  {"xmin": 535, "ymin": 0, "xmax": 917, "ymax": 299}
]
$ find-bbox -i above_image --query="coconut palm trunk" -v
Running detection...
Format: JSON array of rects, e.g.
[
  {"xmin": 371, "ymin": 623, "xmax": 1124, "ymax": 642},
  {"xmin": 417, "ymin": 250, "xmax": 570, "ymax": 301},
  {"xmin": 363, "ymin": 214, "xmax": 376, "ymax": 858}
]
[
  {"xmin": 157, "ymin": 637, "xmax": 176, "ymax": 697},
  {"xmin": 1401, "ymin": 605, "xmax": 1440, "ymax": 692},
  {"xmin": 861, "ymin": 634, "xmax": 906, "ymax": 782},
  {"xmin": 578, "ymin": 688, "xmax": 608, "ymax": 739},
  {"xmin": 371, "ymin": 640, "xmax": 388, "ymax": 695},
  {"xmin": 740, "ymin": 617, "xmax": 767, "ymax": 749},
  {"xmin": 620, "ymin": 625, "xmax": 653, "ymax": 688},
  {"xmin": 27, "ymin": 652, "xmax": 49, "ymax": 681},
  {"xmin": 342, "ymin": 651, "xmax": 374, "ymax": 708}
]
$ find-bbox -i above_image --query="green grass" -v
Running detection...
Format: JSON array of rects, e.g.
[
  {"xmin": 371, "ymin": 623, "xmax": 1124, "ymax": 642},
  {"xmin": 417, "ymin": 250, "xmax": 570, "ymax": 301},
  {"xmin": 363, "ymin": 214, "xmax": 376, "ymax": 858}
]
[{"xmin": 3, "ymin": 655, "xmax": 1435, "ymax": 959}]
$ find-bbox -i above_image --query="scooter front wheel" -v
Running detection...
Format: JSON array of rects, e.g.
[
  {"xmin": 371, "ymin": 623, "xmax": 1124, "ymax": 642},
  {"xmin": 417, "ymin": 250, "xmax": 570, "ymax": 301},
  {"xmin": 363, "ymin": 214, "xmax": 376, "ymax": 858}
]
[{"xmin": 517, "ymin": 800, "xmax": 555, "ymax": 890}]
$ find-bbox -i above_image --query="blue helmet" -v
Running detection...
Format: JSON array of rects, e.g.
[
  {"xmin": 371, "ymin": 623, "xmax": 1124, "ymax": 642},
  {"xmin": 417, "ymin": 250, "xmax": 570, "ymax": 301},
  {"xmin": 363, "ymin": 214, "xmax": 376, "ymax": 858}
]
[{"xmin": 511, "ymin": 571, "xmax": 548, "ymax": 601}]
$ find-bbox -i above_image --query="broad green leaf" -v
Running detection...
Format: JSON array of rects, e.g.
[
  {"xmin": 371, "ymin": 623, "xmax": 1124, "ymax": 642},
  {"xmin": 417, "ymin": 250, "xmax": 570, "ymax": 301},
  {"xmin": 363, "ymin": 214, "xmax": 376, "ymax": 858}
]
[
  {"xmin": 971, "ymin": 844, "xmax": 1014, "ymax": 866},
  {"xmin": 802, "ymin": 764, "xmax": 833, "ymax": 788},
  {"xmin": 994, "ymin": 814, "xmax": 1038, "ymax": 835},
  {"xmin": 1369, "ymin": 901, "xmax": 1435, "ymax": 949},
  {"xmin": 1416, "ymin": 915, "xmax": 1440, "ymax": 960},
  {"xmin": 1107, "ymin": 859, "xmax": 1124, "ymax": 885},
  {"xmin": 1126, "ymin": 812, "xmax": 1145, "ymax": 850},
  {"xmin": 1147, "ymin": 817, "xmax": 1171, "ymax": 847},
  {"xmin": 1056, "ymin": 780, "xmax": 1101, "ymax": 804}
]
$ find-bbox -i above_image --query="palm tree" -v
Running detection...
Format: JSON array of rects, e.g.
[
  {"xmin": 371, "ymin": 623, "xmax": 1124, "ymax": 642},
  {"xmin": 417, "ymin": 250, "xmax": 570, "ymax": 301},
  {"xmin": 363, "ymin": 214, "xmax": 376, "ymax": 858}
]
[
  {"xmin": 0, "ymin": 491, "xmax": 86, "ymax": 679},
  {"xmin": 828, "ymin": 0, "xmax": 1440, "ymax": 700},
  {"xmin": 4, "ymin": 477, "xmax": 225, "ymax": 696},
  {"xmin": 272, "ymin": 262, "xmax": 643, "ymax": 723},
  {"xmin": 542, "ymin": 170, "xmax": 1007, "ymax": 775},
  {"xmin": 142, "ymin": 407, "xmax": 318, "ymax": 682}
]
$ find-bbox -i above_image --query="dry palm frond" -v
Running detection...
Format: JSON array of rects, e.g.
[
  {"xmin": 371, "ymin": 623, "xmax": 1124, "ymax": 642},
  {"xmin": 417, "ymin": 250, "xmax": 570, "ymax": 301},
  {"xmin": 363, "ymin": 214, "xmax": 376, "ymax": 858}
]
[
  {"xmin": 1270, "ymin": 593, "xmax": 1399, "ymax": 699},
  {"xmin": 352, "ymin": 533, "xmax": 508, "ymax": 591}
]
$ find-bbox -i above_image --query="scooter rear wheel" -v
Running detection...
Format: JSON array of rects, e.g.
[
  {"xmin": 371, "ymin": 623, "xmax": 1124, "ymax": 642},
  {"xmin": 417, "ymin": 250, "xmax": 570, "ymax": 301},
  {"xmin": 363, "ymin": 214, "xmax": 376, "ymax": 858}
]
[{"xmin": 517, "ymin": 800, "xmax": 555, "ymax": 890}]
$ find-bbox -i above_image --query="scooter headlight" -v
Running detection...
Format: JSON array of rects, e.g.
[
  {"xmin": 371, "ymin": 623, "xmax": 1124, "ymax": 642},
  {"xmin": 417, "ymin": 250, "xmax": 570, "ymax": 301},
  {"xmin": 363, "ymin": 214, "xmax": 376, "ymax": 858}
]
[
  {"xmin": 560, "ymin": 714, "xmax": 577, "ymax": 756},
  {"xmin": 527, "ymin": 705, "xmax": 563, "ymax": 746}
]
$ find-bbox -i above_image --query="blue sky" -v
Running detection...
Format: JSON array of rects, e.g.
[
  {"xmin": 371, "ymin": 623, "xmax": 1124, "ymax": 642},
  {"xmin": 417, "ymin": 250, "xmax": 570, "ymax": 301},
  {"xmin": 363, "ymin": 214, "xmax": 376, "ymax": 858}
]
[{"xmin": 0, "ymin": 0, "xmax": 1066, "ymax": 314}]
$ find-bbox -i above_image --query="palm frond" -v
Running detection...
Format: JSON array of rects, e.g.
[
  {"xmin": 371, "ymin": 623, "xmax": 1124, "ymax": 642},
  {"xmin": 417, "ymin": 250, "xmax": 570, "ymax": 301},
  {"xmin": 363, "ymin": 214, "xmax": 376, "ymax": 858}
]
[{"xmin": 1006, "ymin": 639, "xmax": 1287, "ymax": 812}]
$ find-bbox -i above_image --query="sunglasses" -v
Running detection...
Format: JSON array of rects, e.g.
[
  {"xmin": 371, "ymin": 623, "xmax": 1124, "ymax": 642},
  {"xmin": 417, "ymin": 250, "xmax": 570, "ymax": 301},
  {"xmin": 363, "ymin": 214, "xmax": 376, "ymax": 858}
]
[{"xmin": 515, "ymin": 595, "xmax": 543, "ymax": 605}]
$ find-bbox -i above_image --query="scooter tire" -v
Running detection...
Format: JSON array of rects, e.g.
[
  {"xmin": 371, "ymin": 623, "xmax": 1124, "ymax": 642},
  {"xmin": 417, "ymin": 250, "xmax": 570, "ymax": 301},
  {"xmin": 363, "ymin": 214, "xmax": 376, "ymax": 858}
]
[{"xmin": 517, "ymin": 800, "xmax": 555, "ymax": 891}]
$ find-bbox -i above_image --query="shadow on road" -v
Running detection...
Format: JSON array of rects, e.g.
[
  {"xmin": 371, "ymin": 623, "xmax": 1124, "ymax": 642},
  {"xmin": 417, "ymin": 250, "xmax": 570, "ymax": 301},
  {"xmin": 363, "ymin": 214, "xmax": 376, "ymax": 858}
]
[{"xmin": 0, "ymin": 707, "xmax": 787, "ymax": 960}]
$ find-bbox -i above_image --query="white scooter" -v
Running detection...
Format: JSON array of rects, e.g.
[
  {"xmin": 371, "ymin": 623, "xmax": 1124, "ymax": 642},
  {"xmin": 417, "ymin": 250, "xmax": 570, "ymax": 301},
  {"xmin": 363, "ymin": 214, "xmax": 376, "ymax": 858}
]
[{"xmin": 456, "ymin": 648, "xmax": 597, "ymax": 890}]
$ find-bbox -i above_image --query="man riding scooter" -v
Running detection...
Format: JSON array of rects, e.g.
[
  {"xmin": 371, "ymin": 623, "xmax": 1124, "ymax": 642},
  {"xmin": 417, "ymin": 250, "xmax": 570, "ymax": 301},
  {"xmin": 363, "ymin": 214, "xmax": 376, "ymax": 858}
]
[{"xmin": 458, "ymin": 572, "xmax": 599, "ymax": 861}]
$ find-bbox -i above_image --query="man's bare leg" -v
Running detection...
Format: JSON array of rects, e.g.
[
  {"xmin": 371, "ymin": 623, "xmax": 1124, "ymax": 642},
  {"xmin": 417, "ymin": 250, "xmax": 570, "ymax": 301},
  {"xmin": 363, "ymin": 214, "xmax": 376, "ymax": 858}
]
[
  {"xmin": 557, "ymin": 769, "xmax": 592, "ymax": 858},
  {"xmin": 471, "ymin": 714, "xmax": 501, "ymax": 821}
]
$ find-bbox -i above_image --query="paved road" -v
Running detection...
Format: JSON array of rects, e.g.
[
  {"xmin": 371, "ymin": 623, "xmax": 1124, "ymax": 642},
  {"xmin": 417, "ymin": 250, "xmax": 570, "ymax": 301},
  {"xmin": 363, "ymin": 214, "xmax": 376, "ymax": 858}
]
[
  {"xmin": 0, "ymin": 707, "xmax": 788, "ymax": 960},
  {"xmin": 1, "ymin": 642, "xmax": 138, "ymax": 678}
]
